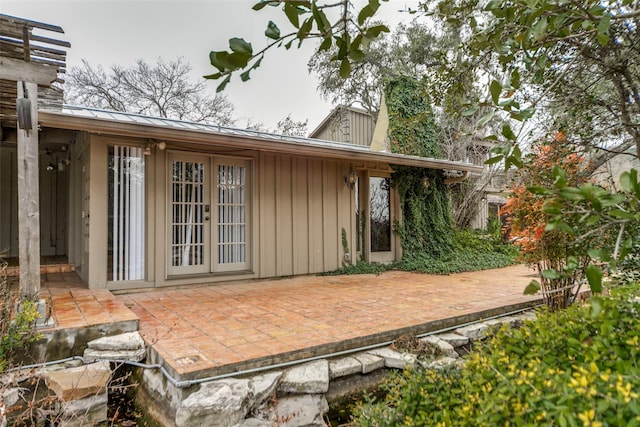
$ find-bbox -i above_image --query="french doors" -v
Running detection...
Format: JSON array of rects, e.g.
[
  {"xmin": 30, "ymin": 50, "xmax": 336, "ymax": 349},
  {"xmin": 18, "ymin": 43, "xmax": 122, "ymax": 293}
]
[{"xmin": 168, "ymin": 154, "xmax": 250, "ymax": 275}]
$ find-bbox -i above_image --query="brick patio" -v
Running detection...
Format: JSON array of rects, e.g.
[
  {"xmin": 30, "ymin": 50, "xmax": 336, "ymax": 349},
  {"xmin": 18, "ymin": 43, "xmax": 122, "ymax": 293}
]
[{"xmin": 40, "ymin": 265, "xmax": 541, "ymax": 381}]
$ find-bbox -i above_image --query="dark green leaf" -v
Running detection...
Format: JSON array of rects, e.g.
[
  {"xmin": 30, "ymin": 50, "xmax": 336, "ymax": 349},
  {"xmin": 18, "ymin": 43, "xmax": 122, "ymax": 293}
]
[
  {"xmin": 485, "ymin": 155, "xmax": 504, "ymax": 165},
  {"xmin": 358, "ymin": 4, "xmax": 375, "ymax": 25},
  {"xmin": 265, "ymin": 21, "xmax": 280, "ymax": 39},
  {"xmin": 529, "ymin": 186, "xmax": 552, "ymax": 195},
  {"xmin": 619, "ymin": 169, "xmax": 637, "ymax": 193},
  {"xmin": 284, "ymin": 3, "xmax": 300, "ymax": 28},
  {"xmin": 609, "ymin": 209, "xmax": 635, "ymax": 220},
  {"xmin": 339, "ymin": 58, "xmax": 351, "ymax": 78},
  {"xmin": 229, "ymin": 38, "xmax": 253, "ymax": 55},
  {"xmin": 558, "ymin": 187, "xmax": 583, "ymax": 201},
  {"xmin": 584, "ymin": 215, "xmax": 600, "ymax": 226},
  {"xmin": 312, "ymin": 3, "xmax": 331, "ymax": 32},
  {"xmin": 545, "ymin": 221, "xmax": 574, "ymax": 235},
  {"xmin": 252, "ymin": 1, "xmax": 272, "ymax": 11},
  {"xmin": 541, "ymin": 269, "xmax": 561, "ymax": 280},
  {"xmin": 524, "ymin": 280, "xmax": 540, "ymax": 295},
  {"xmin": 510, "ymin": 145, "xmax": 523, "ymax": 168},
  {"xmin": 511, "ymin": 69, "xmax": 520, "ymax": 89},
  {"xmin": 501, "ymin": 124, "xmax": 516, "ymax": 141},
  {"xmin": 462, "ymin": 106, "xmax": 479, "ymax": 117},
  {"xmin": 209, "ymin": 51, "xmax": 231, "ymax": 72},
  {"xmin": 365, "ymin": 24, "xmax": 389, "ymax": 39},
  {"xmin": 349, "ymin": 49, "xmax": 366, "ymax": 62},
  {"xmin": 216, "ymin": 74, "xmax": 231, "ymax": 92},
  {"xmin": 476, "ymin": 111, "xmax": 495, "ymax": 127},
  {"xmin": 297, "ymin": 18, "xmax": 313, "ymax": 39},
  {"xmin": 490, "ymin": 80, "xmax": 502, "ymax": 104},
  {"xmin": 597, "ymin": 13, "xmax": 611, "ymax": 45},
  {"xmin": 586, "ymin": 264, "xmax": 603, "ymax": 293},
  {"xmin": 318, "ymin": 36, "xmax": 332, "ymax": 51}
]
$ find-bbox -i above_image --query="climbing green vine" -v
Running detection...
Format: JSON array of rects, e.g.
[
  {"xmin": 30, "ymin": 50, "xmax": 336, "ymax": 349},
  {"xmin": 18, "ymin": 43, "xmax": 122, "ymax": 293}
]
[
  {"xmin": 329, "ymin": 76, "xmax": 517, "ymax": 276},
  {"xmin": 393, "ymin": 167, "xmax": 454, "ymax": 258},
  {"xmin": 385, "ymin": 77, "xmax": 440, "ymax": 159}
]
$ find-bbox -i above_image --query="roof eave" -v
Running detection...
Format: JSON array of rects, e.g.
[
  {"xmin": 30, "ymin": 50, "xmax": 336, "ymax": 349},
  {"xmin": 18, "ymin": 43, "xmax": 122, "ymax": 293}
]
[{"xmin": 38, "ymin": 110, "xmax": 483, "ymax": 173}]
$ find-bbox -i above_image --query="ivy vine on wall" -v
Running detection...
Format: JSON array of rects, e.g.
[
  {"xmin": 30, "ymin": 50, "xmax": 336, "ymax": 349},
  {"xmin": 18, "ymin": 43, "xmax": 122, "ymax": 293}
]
[
  {"xmin": 393, "ymin": 167, "xmax": 454, "ymax": 259},
  {"xmin": 385, "ymin": 77, "xmax": 454, "ymax": 260},
  {"xmin": 385, "ymin": 77, "xmax": 441, "ymax": 159}
]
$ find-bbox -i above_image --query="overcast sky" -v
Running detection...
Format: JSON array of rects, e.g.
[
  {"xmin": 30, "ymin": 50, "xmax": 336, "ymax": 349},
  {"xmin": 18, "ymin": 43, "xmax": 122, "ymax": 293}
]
[{"xmin": 1, "ymin": 0, "xmax": 420, "ymax": 132}]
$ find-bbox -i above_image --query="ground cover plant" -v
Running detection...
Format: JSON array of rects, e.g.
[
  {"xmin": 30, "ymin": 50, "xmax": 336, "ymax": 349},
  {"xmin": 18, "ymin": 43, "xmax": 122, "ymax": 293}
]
[{"xmin": 352, "ymin": 283, "xmax": 640, "ymax": 426}]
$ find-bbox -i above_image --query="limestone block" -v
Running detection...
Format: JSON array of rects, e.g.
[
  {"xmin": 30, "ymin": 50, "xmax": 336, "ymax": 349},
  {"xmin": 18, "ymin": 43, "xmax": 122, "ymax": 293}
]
[
  {"xmin": 367, "ymin": 347, "xmax": 417, "ymax": 369},
  {"xmin": 251, "ymin": 372, "xmax": 282, "ymax": 409},
  {"xmin": 60, "ymin": 391, "xmax": 108, "ymax": 427},
  {"xmin": 83, "ymin": 348, "xmax": 146, "ymax": 362},
  {"xmin": 484, "ymin": 316, "xmax": 518, "ymax": 330},
  {"xmin": 329, "ymin": 357, "xmax": 362, "ymax": 379},
  {"xmin": 434, "ymin": 332, "xmax": 470, "ymax": 348},
  {"xmin": 238, "ymin": 418, "xmax": 275, "ymax": 426},
  {"xmin": 455, "ymin": 323, "xmax": 490, "ymax": 341},
  {"xmin": 278, "ymin": 361, "xmax": 329, "ymax": 394},
  {"xmin": 266, "ymin": 394, "xmax": 328, "ymax": 427},
  {"xmin": 1, "ymin": 388, "xmax": 21, "ymax": 409},
  {"xmin": 175, "ymin": 379, "xmax": 253, "ymax": 427},
  {"xmin": 84, "ymin": 331, "xmax": 146, "ymax": 362},
  {"xmin": 419, "ymin": 336, "xmax": 460, "ymax": 359},
  {"xmin": 353, "ymin": 353, "xmax": 385, "ymax": 374},
  {"xmin": 515, "ymin": 311, "xmax": 537, "ymax": 323},
  {"xmin": 87, "ymin": 331, "xmax": 145, "ymax": 351},
  {"xmin": 422, "ymin": 357, "xmax": 462, "ymax": 371},
  {"xmin": 44, "ymin": 361, "xmax": 111, "ymax": 401}
]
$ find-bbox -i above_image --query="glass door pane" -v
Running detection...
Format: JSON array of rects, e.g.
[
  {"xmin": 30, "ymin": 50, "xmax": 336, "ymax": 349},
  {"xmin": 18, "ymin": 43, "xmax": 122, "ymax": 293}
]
[
  {"xmin": 370, "ymin": 177, "xmax": 391, "ymax": 252},
  {"xmin": 214, "ymin": 160, "xmax": 249, "ymax": 272},
  {"xmin": 168, "ymin": 155, "xmax": 209, "ymax": 275}
]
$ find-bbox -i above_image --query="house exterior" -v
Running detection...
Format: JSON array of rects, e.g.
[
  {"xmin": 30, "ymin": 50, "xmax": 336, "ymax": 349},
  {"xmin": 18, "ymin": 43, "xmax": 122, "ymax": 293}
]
[
  {"xmin": 0, "ymin": 106, "xmax": 482, "ymax": 291},
  {"xmin": 310, "ymin": 103, "xmax": 508, "ymax": 231},
  {"xmin": 309, "ymin": 105, "xmax": 375, "ymax": 147}
]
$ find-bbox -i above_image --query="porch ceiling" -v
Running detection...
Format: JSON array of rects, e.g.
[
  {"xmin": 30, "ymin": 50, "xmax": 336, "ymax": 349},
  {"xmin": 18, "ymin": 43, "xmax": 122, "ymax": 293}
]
[{"xmin": 38, "ymin": 106, "xmax": 483, "ymax": 174}]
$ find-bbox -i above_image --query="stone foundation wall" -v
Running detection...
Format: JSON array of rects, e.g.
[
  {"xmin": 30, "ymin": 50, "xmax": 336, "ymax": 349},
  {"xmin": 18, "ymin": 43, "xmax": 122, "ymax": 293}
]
[{"xmin": 139, "ymin": 311, "xmax": 537, "ymax": 427}]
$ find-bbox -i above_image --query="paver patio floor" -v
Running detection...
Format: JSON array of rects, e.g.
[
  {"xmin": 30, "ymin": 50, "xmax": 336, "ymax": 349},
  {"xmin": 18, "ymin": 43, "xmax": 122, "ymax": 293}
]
[{"xmin": 115, "ymin": 265, "xmax": 540, "ymax": 380}]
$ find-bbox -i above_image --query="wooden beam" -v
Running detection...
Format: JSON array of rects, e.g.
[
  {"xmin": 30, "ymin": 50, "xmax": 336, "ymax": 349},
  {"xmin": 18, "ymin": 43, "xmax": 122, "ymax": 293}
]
[
  {"xmin": 0, "ymin": 57, "xmax": 56, "ymax": 85},
  {"xmin": 17, "ymin": 81, "xmax": 41, "ymax": 300}
]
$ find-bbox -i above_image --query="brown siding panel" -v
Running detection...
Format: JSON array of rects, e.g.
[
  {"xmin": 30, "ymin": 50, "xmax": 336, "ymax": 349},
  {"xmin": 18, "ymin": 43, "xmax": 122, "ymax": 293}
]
[
  {"xmin": 276, "ymin": 156, "xmax": 294, "ymax": 276},
  {"xmin": 259, "ymin": 153, "xmax": 277, "ymax": 277},
  {"xmin": 322, "ymin": 161, "xmax": 339, "ymax": 272},
  {"xmin": 292, "ymin": 157, "xmax": 310, "ymax": 275},
  {"xmin": 308, "ymin": 158, "xmax": 324, "ymax": 272}
]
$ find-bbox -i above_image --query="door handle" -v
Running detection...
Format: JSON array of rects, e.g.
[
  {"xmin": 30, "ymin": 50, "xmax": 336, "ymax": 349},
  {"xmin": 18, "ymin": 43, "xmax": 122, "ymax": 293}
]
[{"xmin": 205, "ymin": 216, "xmax": 210, "ymax": 221}]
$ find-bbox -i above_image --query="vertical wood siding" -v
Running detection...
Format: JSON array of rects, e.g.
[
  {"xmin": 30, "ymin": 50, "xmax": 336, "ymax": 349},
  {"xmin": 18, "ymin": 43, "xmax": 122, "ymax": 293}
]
[
  {"xmin": 348, "ymin": 110, "xmax": 375, "ymax": 147},
  {"xmin": 258, "ymin": 153, "xmax": 353, "ymax": 277}
]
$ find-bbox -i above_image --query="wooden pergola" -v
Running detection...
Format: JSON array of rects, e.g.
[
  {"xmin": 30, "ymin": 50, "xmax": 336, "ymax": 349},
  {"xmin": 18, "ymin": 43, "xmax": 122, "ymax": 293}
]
[{"xmin": 0, "ymin": 14, "xmax": 68, "ymax": 302}]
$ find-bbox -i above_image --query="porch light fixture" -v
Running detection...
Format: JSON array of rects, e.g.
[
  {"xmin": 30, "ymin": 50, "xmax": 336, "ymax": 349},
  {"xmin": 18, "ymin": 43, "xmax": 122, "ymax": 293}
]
[
  {"xmin": 144, "ymin": 141, "xmax": 167, "ymax": 156},
  {"xmin": 344, "ymin": 169, "xmax": 358, "ymax": 189}
]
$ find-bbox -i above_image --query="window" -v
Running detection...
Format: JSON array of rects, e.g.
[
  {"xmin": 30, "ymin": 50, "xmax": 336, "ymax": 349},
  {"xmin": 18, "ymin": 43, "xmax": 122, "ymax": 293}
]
[{"xmin": 108, "ymin": 146, "xmax": 145, "ymax": 281}]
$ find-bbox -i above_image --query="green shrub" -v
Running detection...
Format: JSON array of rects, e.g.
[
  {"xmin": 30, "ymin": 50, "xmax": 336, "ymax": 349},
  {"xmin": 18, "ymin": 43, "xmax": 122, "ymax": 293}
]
[
  {"xmin": 0, "ymin": 261, "xmax": 41, "ymax": 373},
  {"xmin": 353, "ymin": 284, "xmax": 640, "ymax": 426},
  {"xmin": 326, "ymin": 230, "xmax": 518, "ymax": 276}
]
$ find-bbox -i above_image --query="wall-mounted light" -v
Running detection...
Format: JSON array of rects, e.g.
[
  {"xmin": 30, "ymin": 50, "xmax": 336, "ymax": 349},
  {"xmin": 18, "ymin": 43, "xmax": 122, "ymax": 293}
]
[
  {"xmin": 144, "ymin": 141, "xmax": 167, "ymax": 156},
  {"xmin": 343, "ymin": 169, "xmax": 358, "ymax": 189}
]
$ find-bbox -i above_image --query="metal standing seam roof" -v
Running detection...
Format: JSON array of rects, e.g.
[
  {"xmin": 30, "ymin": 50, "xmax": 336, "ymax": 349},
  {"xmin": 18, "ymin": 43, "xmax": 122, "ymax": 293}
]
[{"xmin": 37, "ymin": 105, "xmax": 484, "ymax": 173}]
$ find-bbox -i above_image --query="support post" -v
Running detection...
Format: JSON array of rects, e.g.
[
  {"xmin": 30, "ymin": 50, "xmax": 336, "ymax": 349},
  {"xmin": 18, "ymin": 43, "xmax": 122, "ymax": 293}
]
[{"xmin": 16, "ymin": 81, "xmax": 41, "ymax": 301}]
